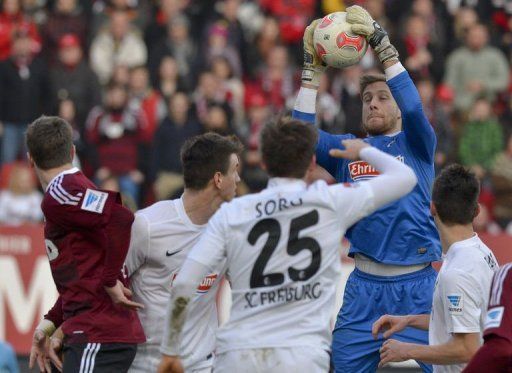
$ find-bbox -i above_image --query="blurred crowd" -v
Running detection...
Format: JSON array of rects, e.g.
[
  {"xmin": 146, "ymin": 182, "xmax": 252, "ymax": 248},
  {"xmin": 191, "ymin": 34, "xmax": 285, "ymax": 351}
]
[{"xmin": 0, "ymin": 0, "xmax": 511, "ymax": 234}]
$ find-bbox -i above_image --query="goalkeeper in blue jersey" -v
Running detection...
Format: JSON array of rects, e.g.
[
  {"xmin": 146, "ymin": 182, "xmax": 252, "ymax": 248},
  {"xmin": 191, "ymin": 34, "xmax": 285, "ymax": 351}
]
[{"xmin": 292, "ymin": 6, "xmax": 441, "ymax": 373}]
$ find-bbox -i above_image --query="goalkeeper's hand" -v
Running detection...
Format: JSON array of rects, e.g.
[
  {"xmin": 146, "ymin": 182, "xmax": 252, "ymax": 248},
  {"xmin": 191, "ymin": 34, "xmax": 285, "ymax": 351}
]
[
  {"xmin": 302, "ymin": 19, "xmax": 326, "ymax": 89},
  {"xmin": 346, "ymin": 5, "xmax": 399, "ymax": 65}
]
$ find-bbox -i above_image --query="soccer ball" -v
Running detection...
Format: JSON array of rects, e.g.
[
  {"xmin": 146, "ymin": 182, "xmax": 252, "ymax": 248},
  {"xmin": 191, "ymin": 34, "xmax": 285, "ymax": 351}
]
[{"xmin": 313, "ymin": 12, "xmax": 368, "ymax": 68}]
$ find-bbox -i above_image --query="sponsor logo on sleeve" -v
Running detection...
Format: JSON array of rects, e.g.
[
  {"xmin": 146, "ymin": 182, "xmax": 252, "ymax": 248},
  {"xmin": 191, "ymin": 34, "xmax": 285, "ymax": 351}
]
[
  {"xmin": 447, "ymin": 294, "xmax": 463, "ymax": 315},
  {"xmin": 170, "ymin": 272, "xmax": 218, "ymax": 294},
  {"xmin": 484, "ymin": 306, "xmax": 504, "ymax": 330},
  {"xmin": 81, "ymin": 189, "xmax": 108, "ymax": 214}
]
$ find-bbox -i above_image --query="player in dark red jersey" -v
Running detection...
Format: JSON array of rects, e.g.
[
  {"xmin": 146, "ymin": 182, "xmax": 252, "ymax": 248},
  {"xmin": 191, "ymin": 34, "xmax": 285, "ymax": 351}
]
[
  {"xmin": 463, "ymin": 263, "xmax": 512, "ymax": 372},
  {"xmin": 26, "ymin": 116, "xmax": 145, "ymax": 372}
]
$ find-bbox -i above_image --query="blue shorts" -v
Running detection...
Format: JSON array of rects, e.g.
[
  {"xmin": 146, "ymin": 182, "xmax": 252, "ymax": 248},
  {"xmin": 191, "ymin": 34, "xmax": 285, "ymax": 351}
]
[{"xmin": 332, "ymin": 265, "xmax": 437, "ymax": 373}]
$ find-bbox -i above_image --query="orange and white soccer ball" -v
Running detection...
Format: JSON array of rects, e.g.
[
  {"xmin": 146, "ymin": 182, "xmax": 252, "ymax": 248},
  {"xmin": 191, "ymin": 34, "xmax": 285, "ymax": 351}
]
[{"xmin": 313, "ymin": 12, "xmax": 368, "ymax": 68}]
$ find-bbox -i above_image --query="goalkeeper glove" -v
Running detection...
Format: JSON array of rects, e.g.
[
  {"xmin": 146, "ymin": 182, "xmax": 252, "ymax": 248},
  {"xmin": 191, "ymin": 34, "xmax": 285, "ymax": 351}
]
[
  {"xmin": 346, "ymin": 5, "xmax": 399, "ymax": 64},
  {"xmin": 302, "ymin": 19, "xmax": 327, "ymax": 88}
]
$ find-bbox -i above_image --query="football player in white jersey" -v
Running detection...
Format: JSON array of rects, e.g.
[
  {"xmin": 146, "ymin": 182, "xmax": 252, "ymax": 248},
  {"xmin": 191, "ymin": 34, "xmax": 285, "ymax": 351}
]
[
  {"xmin": 125, "ymin": 132, "xmax": 243, "ymax": 373},
  {"xmin": 373, "ymin": 165, "xmax": 499, "ymax": 372},
  {"xmin": 158, "ymin": 118, "xmax": 418, "ymax": 373}
]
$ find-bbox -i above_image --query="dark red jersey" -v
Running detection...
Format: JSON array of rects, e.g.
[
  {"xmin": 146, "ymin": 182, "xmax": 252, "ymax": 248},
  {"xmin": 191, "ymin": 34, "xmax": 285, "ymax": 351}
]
[
  {"xmin": 41, "ymin": 167, "xmax": 145, "ymax": 344},
  {"xmin": 485, "ymin": 263, "xmax": 512, "ymax": 343}
]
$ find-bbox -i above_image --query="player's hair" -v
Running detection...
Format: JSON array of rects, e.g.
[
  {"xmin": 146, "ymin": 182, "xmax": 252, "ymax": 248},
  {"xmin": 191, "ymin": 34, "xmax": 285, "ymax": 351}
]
[
  {"xmin": 25, "ymin": 116, "xmax": 74, "ymax": 170},
  {"xmin": 260, "ymin": 117, "xmax": 318, "ymax": 179},
  {"xmin": 432, "ymin": 164, "xmax": 480, "ymax": 225},
  {"xmin": 360, "ymin": 74, "xmax": 387, "ymax": 96},
  {"xmin": 181, "ymin": 132, "xmax": 243, "ymax": 190}
]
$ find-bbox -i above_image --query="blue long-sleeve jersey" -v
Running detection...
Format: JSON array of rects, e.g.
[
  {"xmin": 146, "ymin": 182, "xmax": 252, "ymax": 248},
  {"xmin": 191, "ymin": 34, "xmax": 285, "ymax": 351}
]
[{"xmin": 293, "ymin": 71, "xmax": 441, "ymax": 265}]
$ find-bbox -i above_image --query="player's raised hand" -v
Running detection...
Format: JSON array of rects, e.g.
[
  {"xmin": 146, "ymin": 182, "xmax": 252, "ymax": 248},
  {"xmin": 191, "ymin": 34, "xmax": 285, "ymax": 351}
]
[
  {"xmin": 158, "ymin": 355, "xmax": 184, "ymax": 373},
  {"xmin": 372, "ymin": 314, "xmax": 409, "ymax": 340},
  {"xmin": 104, "ymin": 280, "xmax": 144, "ymax": 310},
  {"xmin": 378, "ymin": 339, "xmax": 412, "ymax": 367},
  {"xmin": 29, "ymin": 329, "xmax": 52, "ymax": 372},
  {"xmin": 345, "ymin": 5, "xmax": 399, "ymax": 64},
  {"xmin": 302, "ymin": 18, "xmax": 327, "ymax": 88},
  {"xmin": 329, "ymin": 139, "xmax": 370, "ymax": 160}
]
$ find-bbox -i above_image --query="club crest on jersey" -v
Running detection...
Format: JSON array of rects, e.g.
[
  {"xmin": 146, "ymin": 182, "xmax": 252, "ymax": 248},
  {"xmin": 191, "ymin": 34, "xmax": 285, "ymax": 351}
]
[
  {"xmin": 348, "ymin": 155, "xmax": 404, "ymax": 181},
  {"xmin": 484, "ymin": 306, "xmax": 504, "ymax": 329},
  {"xmin": 447, "ymin": 293, "xmax": 463, "ymax": 315}
]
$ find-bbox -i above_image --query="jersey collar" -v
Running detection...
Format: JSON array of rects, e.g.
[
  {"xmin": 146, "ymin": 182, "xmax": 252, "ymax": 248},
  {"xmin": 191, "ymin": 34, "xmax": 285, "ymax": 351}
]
[
  {"xmin": 446, "ymin": 233, "xmax": 479, "ymax": 259},
  {"xmin": 45, "ymin": 167, "xmax": 80, "ymax": 192},
  {"xmin": 267, "ymin": 177, "xmax": 307, "ymax": 191}
]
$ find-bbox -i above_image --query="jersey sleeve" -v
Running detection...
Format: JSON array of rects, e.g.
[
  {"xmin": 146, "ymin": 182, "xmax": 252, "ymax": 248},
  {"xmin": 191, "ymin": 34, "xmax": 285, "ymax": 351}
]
[
  {"xmin": 387, "ymin": 68, "xmax": 436, "ymax": 162},
  {"xmin": 44, "ymin": 186, "xmax": 122, "ymax": 230},
  {"xmin": 440, "ymin": 269, "xmax": 483, "ymax": 334},
  {"xmin": 187, "ymin": 206, "xmax": 228, "ymax": 272},
  {"xmin": 484, "ymin": 265, "xmax": 512, "ymax": 343},
  {"xmin": 125, "ymin": 213, "xmax": 150, "ymax": 276},
  {"xmin": 327, "ymin": 182, "xmax": 376, "ymax": 229}
]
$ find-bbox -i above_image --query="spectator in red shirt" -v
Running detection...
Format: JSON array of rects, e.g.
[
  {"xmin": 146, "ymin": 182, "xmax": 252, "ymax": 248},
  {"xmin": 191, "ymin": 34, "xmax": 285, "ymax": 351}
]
[
  {"xmin": 128, "ymin": 65, "xmax": 166, "ymax": 140},
  {"xmin": 26, "ymin": 116, "xmax": 145, "ymax": 373},
  {"xmin": 86, "ymin": 83, "xmax": 151, "ymax": 207},
  {"xmin": 0, "ymin": 0, "xmax": 41, "ymax": 60}
]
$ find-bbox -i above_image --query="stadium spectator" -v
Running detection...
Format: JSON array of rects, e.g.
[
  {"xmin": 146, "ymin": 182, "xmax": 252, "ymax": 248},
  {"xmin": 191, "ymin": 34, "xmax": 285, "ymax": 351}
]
[
  {"xmin": 90, "ymin": 9, "xmax": 147, "ymax": 84},
  {"xmin": 57, "ymin": 98, "xmax": 85, "ymax": 169},
  {"xmin": 42, "ymin": 0, "xmax": 87, "ymax": 64},
  {"xmin": 444, "ymin": 23, "xmax": 509, "ymax": 112},
  {"xmin": 0, "ymin": 28, "xmax": 47, "ymax": 165},
  {"xmin": 458, "ymin": 98, "xmax": 504, "ymax": 176},
  {"xmin": 331, "ymin": 64, "xmax": 365, "ymax": 137},
  {"xmin": 0, "ymin": 0, "xmax": 40, "ymax": 61},
  {"xmin": 248, "ymin": 45, "xmax": 295, "ymax": 113},
  {"xmin": 316, "ymin": 74, "xmax": 342, "ymax": 134},
  {"xmin": 144, "ymin": 0, "xmax": 188, "ymax": 52},
  {"xmin": 201, "ymin": 22, "xmax": 241, "ymax": 77},
  {"xmin": 202, "ymin": 104, "xmax": 233, "ymax": 135},
  {"xmin": 242, "ymin": 92, "xmax": 270, "ymax": 191},
  {"xmin": 193, "ymin": 70, "xmax": 230, "ymax": 125},
  {"xmin": 417, "ymin": 77, "xmax": 454, "ymax": 173},
  {"xmin": 86, "ymin": 83, "xmax": 151, "ymax": 206},
  {"xmin": 151, "ymin": 92, "xmax": 202, "ymax": 201},
  {"xmin": 48, "ymin": 33, "xmax": 101, "ymax": 130},
  {"xmin": 155, "ymin": 55, "xmax": 189, "ymax": 101},
  {"xmin": 148, "ymin": 14, "xmax": 197, "ymax": 89},
  {"xmin": 0, "ymin": 163, "xmax": 43, "ymax": 225},
  {"xmin": 491, "ymin": 132, "xmax": 512, "ymax": 233},
  {"xmin": 395, "ymin": 14, "xmax": 444, "ymax": 83},
  {"xmin": 128, "ymin": 65, "xmax": 166, "ymax": 140},
  {"xmin": 245, "ymin": 16, "xmax": 281, "ymax": 78},
  {"xmin": 211, "ymin": 55, "xmax": 245, "ymax": 132}
]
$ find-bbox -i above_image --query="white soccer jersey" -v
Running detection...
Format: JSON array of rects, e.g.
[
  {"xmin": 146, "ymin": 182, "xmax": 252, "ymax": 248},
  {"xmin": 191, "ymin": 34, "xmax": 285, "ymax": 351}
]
[
  {"xmin": 186, "ymin": 177, "xmax": 376, "ymax": 353},
  {"xmin": 125, "ymin": 199, "xmax": 223, "ymax": 372},
  {"xmin": 429, "ymin": 234, "xmax": 499, "ymax": 373}
]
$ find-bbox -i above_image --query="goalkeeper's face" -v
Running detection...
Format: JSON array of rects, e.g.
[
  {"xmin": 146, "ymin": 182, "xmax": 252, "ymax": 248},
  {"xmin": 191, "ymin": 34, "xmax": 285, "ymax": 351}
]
[{"xmin": 361, "ymin": 82, "xmax": 401, "ymax": 136}]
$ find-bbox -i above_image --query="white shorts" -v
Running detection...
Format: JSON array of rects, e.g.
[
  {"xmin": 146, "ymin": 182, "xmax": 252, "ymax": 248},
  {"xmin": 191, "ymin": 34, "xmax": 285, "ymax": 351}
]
[{"xmin": 213, "ymin": 347, "xmax": 329, "ymax": 373}]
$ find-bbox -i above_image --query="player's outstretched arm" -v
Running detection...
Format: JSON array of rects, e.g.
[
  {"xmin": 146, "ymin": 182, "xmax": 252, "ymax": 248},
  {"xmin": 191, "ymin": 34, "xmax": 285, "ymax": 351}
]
[
  {"xmin": 346, "ymin": 5, "xmax": 436, "ymax": 162},
  {"xmin": 331, "ymin": 140, "xmax": 417, "ymax": 208},
  {"xmin": 29, "ymin": 318, "xmax": 56, "ymax": 373},
  {"xmin": 372, "ymin": 314, "xmax": 430, "ymax": 340},
  {"xmin": 379, "ymin": 332, "xmax": 480, "ymax": 368}
]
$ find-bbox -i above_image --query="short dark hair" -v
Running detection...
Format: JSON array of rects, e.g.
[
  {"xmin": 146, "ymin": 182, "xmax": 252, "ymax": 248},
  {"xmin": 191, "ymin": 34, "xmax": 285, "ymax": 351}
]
[
  {"xmin": 25, "ymin": 116, "xmax": 74, "ymax": 170},
  {"xmin": 260, "ymin": 117, "xmax": 318, "ymax": 179},
  {"xmin": 181, "ymin": 132, "xmax": 243, "ymax": 190},
  {"xmin": 432, "ymin": 164, "xmax": 480, "ymax": 225},
  {"xmin": 360, "ymin": 73, "xmax": 387, "ymax": 96}
]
